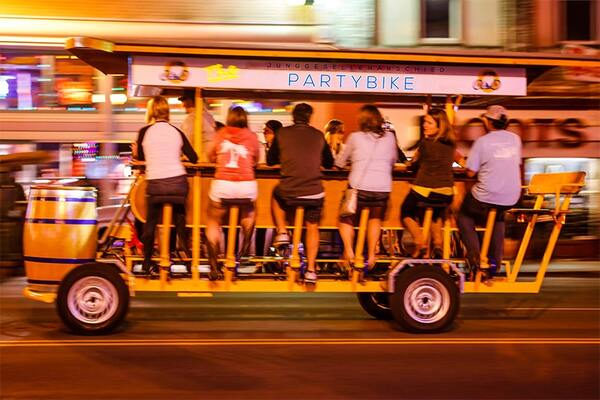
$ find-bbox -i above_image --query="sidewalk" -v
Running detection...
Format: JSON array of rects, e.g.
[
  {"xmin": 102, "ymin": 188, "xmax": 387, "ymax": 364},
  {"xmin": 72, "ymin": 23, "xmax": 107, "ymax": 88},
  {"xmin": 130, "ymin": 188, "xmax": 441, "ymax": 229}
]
[{"xmin": 508, "ymin": 260, "xmax": 599, "ymax": 278}]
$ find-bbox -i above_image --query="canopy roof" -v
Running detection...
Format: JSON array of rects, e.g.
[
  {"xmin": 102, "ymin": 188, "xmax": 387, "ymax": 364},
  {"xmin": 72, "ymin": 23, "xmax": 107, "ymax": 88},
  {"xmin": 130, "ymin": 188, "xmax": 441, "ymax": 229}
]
[{"xmin": 66, "ymin": 37, "xmax": 600, "ymax": 108}]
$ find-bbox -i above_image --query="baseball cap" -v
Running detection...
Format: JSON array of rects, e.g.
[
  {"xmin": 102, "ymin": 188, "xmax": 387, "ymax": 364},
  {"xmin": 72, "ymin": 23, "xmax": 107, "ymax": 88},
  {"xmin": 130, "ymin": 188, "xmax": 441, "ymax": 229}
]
[
  {"xmin": 482, "ymin": 105, "xmax": 507, "ymax": 121},
  {"xmin": 178, "ymin": 89, "xmax": 195, "ymax": 102}
]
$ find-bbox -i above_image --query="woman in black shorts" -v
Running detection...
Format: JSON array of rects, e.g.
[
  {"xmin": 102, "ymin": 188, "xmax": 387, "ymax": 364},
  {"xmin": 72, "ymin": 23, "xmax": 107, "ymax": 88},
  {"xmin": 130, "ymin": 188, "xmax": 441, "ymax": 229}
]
[{"xmin": 401, "ymin": 108, "xmax": 464, "ymax": 258}]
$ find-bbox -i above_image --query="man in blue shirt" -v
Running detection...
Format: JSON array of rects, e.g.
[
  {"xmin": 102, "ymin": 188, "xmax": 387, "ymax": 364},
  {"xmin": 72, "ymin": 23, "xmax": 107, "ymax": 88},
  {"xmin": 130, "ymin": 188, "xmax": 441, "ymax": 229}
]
[{"xmin": 458, "ymin": 105, "xmax": 522, "ymax": 279}]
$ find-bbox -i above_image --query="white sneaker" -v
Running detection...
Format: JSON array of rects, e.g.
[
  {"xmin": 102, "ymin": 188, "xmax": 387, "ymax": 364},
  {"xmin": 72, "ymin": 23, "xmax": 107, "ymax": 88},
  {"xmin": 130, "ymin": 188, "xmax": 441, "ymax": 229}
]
[{"xmin": 304, "ymin": 270, "xmax": 317, "ymax": 284}]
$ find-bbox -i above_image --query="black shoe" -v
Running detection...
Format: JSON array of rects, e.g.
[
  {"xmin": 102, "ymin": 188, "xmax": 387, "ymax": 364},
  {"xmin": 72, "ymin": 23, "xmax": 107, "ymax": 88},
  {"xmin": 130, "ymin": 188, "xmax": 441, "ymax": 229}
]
[
  {"xmin": 136, "ymin": 262, "xmax": 158, "ymax": 277},
  {"xmin": 465, "ymin": 259, "xmax": 478, "ymax": 281},
  {"xmin": 479, "ymin": 268, "xmax": 494, "ymax": 282},
  {"xmin": 412, "ymin": 247, "xmax": 428, "ymax": 259},
  {"xmin": 432, "ymin": 248, "xmax": 444, "ymax": 260},
  {"xmin": 206, "ymin": 241, "xmax": 222, "ymax": 281}
]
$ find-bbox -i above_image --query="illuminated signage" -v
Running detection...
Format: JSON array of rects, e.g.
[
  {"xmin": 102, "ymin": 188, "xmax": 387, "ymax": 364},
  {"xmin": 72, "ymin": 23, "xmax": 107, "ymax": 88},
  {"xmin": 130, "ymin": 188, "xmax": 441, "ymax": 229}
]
[{"xmin": 131, "ymin": 56, "xmax": 527, "ymax": 96}]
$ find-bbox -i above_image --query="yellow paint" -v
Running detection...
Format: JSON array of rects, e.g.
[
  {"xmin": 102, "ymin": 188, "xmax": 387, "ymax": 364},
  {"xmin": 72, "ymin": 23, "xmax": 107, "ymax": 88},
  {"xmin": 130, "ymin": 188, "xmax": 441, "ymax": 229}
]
[
  {"xmin": 24, "ymin": 187, "xmax": 97, "ymax": 284},
  {"xmin": 479, "ymin": 208, "xmax": 497, "ymax": 270},
  {"xmin": 159, "ymin": 204, "xmax": 172, "ymax": 287},
  {"xmin": 111, "ymin": 44, "xmax": 600, "ymax": 68},
  {"xmin": 354, "ymin": 208, "xmax": 370, "ymax": 269},
  {"xmin": 290, "ymin": 207, "xmax": 304, "ymax": 269},
  {"xmin": 131, "ymin": 278, "xmax": 384, "ymax": 293},
  {"xmin": 23, "ymin": 288, "xmax": 57, "ymax": 304},
  {"xmin": 225, "ymin": 206, "xmax": 240, "ymax": 269},
  {"xmin": 204, "ymin": 64, "xmax": 240, "ymax": 83},
  {"xmin": 176, "ymin": 292, "xmax": 213, "ymax": 297}
]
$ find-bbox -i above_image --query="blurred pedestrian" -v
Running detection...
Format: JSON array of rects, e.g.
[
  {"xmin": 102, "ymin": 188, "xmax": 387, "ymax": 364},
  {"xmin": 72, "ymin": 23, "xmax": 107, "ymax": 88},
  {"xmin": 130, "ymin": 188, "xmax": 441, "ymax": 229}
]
[{"xmin": 178, "ymin": 89, "xmax": 216, "ymax": 162}]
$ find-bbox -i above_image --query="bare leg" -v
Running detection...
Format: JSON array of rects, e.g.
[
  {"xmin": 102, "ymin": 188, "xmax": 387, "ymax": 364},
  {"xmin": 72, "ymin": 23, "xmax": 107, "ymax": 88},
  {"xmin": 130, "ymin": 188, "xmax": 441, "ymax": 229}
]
[
  {"xmin": 402, "ymin": 216, "xmax": 425, "ymax": 256},
  {"xmin": 367, "ymin": 217, "xmax": 382, "ymax": 267},
  {"xmin": 431, "ymin": 217, "xmax": 443, "ymax": 249},
  {"xmin": 305, "ymin": 221, "xmax": 319, "ymax": 272},
  {"xmin": 338, "ymin": 220, "xmax": 355, "ymax": 263},
  {"xmin": 271, "ymin": 196, "xmax": 287, "ymax": 235},
  {"xmin": 206, "ymin": 200, "xmax": 226, "ymax": 279},
  {"xmin": 238, "ymin": 205, "xmax": 256, "ymax": 257}
]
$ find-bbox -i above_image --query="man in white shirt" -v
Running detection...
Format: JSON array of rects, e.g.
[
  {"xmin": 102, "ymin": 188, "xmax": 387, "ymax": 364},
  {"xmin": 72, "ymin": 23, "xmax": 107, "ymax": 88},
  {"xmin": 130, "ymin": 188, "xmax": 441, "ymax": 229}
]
[
  {"xmin": 458, "ymin": 105, "xmax": 522, "ymax": 280},
  {"xmin": 179, "ymin": 89, "xmax": 216, "ymax": 162}
]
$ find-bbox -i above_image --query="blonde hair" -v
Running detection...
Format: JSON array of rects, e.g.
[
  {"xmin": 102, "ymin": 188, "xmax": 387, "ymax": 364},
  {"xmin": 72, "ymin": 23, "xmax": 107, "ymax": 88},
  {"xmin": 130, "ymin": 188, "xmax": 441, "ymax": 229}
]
[
  {"xmin": 324, "ymin": 119, "xmax": 344, "ymax": 147},
  {"xmin": 226, "ymin": 106, "xmax": 248, "ymax": 128},
  {"xmin": 427, "ymin": 108, "xmax": 455, "ymax": 144},
  {"xmin": 145, "ymin": 96, "xmax": 170, "ymax": 124}
]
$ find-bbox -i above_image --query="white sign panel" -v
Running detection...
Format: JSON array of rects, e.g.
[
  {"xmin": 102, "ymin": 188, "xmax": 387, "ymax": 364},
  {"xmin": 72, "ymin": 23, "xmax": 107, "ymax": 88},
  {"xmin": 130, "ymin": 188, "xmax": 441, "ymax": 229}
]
[{"xmin": 131, "ymin": 56, "xmax": 527, "ymax": 96}]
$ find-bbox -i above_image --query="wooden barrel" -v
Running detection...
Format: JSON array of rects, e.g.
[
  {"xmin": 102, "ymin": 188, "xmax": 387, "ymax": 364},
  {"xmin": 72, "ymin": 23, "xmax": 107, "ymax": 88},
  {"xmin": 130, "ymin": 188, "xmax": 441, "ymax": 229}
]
[{"xmin": 23, "ymin": 186, "xmax": 97, "ymax": 287}]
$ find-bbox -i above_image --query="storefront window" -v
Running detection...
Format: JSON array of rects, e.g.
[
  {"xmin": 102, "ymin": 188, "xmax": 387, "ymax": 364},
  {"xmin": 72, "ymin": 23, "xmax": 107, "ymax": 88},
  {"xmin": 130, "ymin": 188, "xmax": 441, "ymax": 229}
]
[
  {"xmin": 524, "ymin": 157, "xmax": 599, "ymax": 239},
  {"xmin": 0, "ymin": 50, "xmax": 100, "ymax": 111}
]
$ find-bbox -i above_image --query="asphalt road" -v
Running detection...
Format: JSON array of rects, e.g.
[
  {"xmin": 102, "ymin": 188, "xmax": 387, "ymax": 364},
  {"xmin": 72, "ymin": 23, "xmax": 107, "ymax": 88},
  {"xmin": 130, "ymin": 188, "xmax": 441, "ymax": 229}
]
[{"xmin": 1, "ymin": 275, "xmax": 599, "ymax": 400}]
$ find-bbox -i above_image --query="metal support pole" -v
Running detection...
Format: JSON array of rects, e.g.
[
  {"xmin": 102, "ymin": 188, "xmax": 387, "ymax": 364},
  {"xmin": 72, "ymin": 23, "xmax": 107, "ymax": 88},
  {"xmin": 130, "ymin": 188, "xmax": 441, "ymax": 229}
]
[{"xmin": 159, "ymin": 204, "xmax": 173, "ymax": 287}]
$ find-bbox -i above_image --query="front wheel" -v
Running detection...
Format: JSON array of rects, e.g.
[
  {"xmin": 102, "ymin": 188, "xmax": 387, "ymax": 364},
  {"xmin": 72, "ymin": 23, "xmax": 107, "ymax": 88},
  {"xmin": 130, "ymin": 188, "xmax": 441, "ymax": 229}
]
[
  {"xmin": 357, "ymin": 292, "xmax": 393, "ymax": 320},
  {"xmin": 390, "ymin": 265, "xmax": 459, "ymax": 333},
  {"xmin": 56, "ymin": 263, "xmax": 129, "ymax": 335}
]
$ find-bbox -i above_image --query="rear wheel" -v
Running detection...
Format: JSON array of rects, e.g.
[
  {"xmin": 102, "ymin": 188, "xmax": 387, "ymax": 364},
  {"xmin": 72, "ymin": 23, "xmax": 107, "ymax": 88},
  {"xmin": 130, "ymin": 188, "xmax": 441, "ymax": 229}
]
[
  {"xmin": 56, "ymin": 263, "xmax": 129, "ymax": 335},
  {"xmin": 390, "ymin": 265, "xmax": 459, "ymax": 333},
  {"xmin": 357, "ymin": 292, "xmax": 392, "ymax": 320}
]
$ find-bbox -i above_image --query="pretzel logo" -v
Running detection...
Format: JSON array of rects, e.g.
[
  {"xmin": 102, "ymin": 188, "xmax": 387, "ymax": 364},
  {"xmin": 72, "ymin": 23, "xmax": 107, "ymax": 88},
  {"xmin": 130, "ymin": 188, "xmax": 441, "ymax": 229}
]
[
  {"xmin": 160, "ymin": 61, "xmax": 189, "ymax": 84},
  {"xmin": 473, "ymin": 69, "xmax": 501, "ymax": 93}
]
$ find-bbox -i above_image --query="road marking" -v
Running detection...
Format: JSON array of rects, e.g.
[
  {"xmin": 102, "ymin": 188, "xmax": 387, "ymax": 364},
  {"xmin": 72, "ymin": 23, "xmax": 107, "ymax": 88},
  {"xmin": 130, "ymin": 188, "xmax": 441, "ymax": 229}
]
[
  {"xmin": 1, "ymin": 338, "xmax": 598, "ymax": 348},
  {"xmin": 503, "ymin": 307, "xmax": 600, "ymax": 311}
]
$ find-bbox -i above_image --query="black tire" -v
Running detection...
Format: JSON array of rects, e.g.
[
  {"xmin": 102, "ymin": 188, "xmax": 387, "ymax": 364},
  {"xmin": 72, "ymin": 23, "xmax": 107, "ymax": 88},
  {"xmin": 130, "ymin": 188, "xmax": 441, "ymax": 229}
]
[
  {"xmin": 390, "ymin": 264, "xmax": 459, "ymax": 333},
  {"xmin": 357, "ymin": 292, "xmax": 393, "ymax": 320},
  {"xmin": 56, "ymin": 263, "xmax": 129, "ymax": 335}
]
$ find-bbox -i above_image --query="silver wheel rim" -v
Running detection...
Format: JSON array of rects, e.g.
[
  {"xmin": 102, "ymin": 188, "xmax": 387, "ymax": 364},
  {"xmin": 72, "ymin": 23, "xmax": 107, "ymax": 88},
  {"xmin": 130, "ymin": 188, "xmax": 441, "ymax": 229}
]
[
  {"xmin": 67, "ymin": 276, "xmax": 118, "ymax": 325},
  {"xmin": 404, "ymin": 277, "xmax": 450, "ymax": 324},
  {"xmin": 370, "ymin": 293, "xmax": 390, "ymax": 310}
]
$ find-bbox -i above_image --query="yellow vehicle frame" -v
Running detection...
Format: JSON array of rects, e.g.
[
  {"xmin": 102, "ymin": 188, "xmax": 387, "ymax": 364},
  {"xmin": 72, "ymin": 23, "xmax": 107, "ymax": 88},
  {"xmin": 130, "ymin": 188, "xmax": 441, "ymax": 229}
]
[
  {"xmin": 21, "ymin": 37, "xmax": 594, "ymax": 333},
  {"xmin": 106, "ymin": 169, "xmax": 584, "ymax": 296}
]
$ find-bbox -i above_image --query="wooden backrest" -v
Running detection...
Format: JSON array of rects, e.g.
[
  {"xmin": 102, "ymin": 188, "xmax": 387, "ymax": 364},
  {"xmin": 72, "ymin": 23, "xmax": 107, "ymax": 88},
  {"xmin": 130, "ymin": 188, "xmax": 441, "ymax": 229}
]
[{"xmin": 528, "ymin": 172, "xmax": 586, "ymax": 195}]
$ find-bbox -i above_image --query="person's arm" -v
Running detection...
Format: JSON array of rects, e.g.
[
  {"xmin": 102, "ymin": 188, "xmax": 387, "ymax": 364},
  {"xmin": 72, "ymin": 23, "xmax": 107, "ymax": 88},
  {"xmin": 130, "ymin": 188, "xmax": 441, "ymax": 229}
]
[
  {"xmin": 321, "ymin": 140, "xmax": 334, "ymax": 169},
  {"xmin": 176, "ymin": 127, "xmax": 198, "ymax": 164},
  {"xmin": 454, "ymin": 149, "xmax": 466, "ymax": 167},
  {"xmin": 407, "ymin": 149, "xmax": 420, "ymax": 168},
  {"xmin": 134, "ymin": 127, "xmax": 147, "ymax": 161},
  {"xmin": 253, "ymin": 135, "xmax": 261, "ymax": 167},
  {"xmin": 266, "ymin": 135, "xmax": 281, "ymax": 166},
  {"xmin": 335, "ymin": 135, "xmax": 352, "ymax": 169},
  {"xmin": 396, "ymin": 146, "xmax": 408, "ymax": 163},
  {"xmin": 465, "ymin": 139, "xmax": 481, "ymax": 177}
]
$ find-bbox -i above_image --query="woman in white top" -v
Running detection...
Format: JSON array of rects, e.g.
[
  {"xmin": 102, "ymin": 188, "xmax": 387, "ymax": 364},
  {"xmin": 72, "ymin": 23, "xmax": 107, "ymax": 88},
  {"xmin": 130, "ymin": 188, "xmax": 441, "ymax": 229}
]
[
  {"xmin": 135, "ymin": 96, "xmax": 198, "ymax": 274},
  {"xmin": 335, "ymin": 105, "xmax": 397, "ymax": 270}
]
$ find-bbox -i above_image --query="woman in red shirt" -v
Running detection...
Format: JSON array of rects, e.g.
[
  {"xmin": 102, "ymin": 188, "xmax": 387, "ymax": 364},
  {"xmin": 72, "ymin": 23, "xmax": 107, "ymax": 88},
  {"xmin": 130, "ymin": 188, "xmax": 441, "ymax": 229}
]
[{"xmin": 206, "ymin": 106, "xmax": 260, "ymax": 280}]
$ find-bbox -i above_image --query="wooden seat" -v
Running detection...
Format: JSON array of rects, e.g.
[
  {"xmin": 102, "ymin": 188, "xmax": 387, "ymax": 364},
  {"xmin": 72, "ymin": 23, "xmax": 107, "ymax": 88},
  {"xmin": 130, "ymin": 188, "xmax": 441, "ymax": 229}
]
[
  {"xmin": 507, "ymin": 171, "xmax": 586, "ymax": 283},
  {"xmin": 221, "ymin": 198, "xmax": 253, "ymax": 207},
  {"xmin": 415, "ymin": 201, "xmax": 452, "ymax": 258},
  {"xmin": 221, "ymin": 198, "xmax": 254, "ymax": 280}
]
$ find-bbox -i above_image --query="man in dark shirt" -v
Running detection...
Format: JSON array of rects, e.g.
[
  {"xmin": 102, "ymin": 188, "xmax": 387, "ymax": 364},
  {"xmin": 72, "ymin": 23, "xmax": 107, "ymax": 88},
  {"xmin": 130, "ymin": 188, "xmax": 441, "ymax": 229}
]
[{"xmin": 267, "ymin": 103, "xmax": 334, "ymax": 283}]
